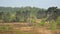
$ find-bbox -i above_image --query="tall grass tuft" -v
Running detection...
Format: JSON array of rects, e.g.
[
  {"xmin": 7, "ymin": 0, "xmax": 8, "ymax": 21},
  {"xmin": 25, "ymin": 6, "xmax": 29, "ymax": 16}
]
[
  {"xmin": 40, "ymin": 19, "xmax": 45, "ymax": 26},
  {"xmin": 49, "ymin": 20, "xmax": 56, "ymax": 30}
]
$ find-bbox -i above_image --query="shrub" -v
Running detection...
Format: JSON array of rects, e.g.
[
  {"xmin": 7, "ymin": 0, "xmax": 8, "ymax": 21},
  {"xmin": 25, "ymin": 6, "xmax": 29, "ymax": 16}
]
[
  {"xmin": 57, "ymin": 17, "xmax": 60, "ymax": 26},
  {"xmin": 40, "ymin": 19, "xmax": 45, "ymax": 26},
  {"xmin": 49, "ymin": 20, "xmax": 56, "ymax": 30}
]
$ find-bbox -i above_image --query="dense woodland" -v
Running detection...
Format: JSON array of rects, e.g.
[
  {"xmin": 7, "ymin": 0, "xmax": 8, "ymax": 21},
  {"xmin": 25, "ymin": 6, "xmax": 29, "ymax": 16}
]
[{"xmin": 0, "ymin": 6, "xmax": 60, "ymax": 23}]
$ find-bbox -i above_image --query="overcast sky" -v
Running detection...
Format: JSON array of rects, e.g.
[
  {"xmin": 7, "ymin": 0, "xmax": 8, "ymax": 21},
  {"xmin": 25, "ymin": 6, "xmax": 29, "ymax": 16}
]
[{"xmin": 0, "ymin": 0, "xmax": 60, "ymax": 8}]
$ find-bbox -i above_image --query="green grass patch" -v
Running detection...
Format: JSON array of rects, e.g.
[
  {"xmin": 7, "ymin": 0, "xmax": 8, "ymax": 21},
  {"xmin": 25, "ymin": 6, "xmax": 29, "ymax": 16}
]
[
  {"xmin": 49, "ymin": 20, "xmax": 56, "ymax": 30},
  {"xmin": 0, "ymin": 24, "xmax": 13, "ymax": 31},
  {"xmin": 40, "ymin": 19, "xmax": 45, "ymax": 26}
]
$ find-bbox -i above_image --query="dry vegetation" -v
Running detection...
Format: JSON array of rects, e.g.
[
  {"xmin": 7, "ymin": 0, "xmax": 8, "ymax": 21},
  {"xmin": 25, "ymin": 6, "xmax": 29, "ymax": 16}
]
[{"xmin": 0, "ymin": 22, "xmax": 60, "ymax": 34}]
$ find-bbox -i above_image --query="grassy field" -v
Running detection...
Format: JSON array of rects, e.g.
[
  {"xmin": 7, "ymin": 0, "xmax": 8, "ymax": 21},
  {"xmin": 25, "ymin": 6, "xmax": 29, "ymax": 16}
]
[{"xmin": 0, "ymin": 23, "xmax": 60, "ymax": 34}]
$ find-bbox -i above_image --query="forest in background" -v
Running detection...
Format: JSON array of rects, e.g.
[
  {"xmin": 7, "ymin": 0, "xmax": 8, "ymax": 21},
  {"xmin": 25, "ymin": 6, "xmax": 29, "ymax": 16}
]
[{"xmin": 0, "ymin": 6, "xmax": 60, "ymax": 22}]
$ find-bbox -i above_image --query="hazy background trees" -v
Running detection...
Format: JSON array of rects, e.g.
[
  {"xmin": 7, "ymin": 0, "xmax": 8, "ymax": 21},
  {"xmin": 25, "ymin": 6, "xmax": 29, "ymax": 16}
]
[{"xmin": 0, "ymin": 6, "xmax": 60, "ymax": 23}]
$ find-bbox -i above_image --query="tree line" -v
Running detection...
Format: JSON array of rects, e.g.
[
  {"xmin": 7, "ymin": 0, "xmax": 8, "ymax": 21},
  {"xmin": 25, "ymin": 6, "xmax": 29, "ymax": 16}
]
[{"xmin": 0, "ymin": 6, "xmax": 60, "ymax": 23}]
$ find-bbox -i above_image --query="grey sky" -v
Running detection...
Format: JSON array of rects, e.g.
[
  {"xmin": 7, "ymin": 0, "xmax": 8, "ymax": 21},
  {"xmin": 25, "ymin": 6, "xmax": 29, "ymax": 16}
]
[{"xmin": 0, "ymin": 0, "xmax": 60, "ymax": 8}]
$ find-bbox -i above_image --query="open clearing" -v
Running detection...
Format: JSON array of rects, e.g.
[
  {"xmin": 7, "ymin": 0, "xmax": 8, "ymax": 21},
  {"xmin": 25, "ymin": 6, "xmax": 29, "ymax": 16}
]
[{"xmin": 0, "ymin": 23, "xmax": 60, "ymax": 34}]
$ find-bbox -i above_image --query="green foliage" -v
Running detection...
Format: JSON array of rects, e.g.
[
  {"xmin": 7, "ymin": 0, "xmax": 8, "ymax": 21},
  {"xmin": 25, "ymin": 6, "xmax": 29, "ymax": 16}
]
[
  {"xmin": 49, "ymin": 20, "xmax": 56, "ymax": 30},
  {"xmin": 0, "ymin": 25, "xmax": 13, "ymax": 31},
  {"xmin": 0, "ymin": 25, "xmax": 8, "ymax": 31},
  {"xmin": 46, "ymin": 7, "xmax": 59, "ymax": 21},
  {"xmin": 40, "ymin": 19, "xmax": 45, "ymax": 26},
  {"xmin": 0, "ymin": 7, "xmax": 60, "ymax": 23},
  {"xmin": 57, "ymin": 17, "xmax": 60, "ymax": 26}
]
